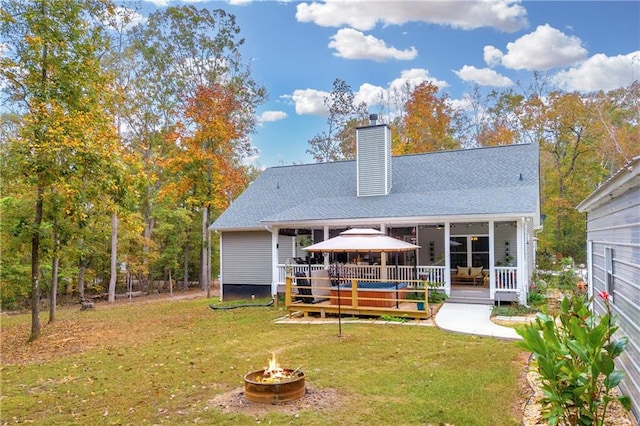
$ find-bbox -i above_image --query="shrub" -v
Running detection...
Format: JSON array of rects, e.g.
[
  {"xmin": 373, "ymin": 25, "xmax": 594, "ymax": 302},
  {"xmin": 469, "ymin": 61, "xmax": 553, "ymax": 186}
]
[
  {"xmin": 557, "ymin": 257, "xmax": 580, "ymax": 291},
  {"xmin": 516, "ymin": 292, "xmax": 632, "ymax": 425}
]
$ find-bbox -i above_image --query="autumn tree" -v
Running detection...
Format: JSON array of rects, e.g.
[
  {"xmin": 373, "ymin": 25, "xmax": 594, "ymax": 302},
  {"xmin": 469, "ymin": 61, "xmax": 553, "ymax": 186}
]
[
  {"xmin": 307, "ymin": 78, "xmax": 368, "ymax": 162},
  {"xmin": 124, "ymin": 6, "xmax": 265, "ymax": 291},
  {"xmin": 533, "ymin": 92, "xmax": 607, "ymax": 260},
  {"xmin": 163, "ymin": 82, "xmax": 264, "ymax": 293},
  {"xmin": 592, "ymin": 82, "xmax": 639, "ymax": 174},
  {"xmin": 460, "ymin": 87, "xmax": 524, "ymax": 148},
  {"xmin": 394, "ymin": 82, "xmax": 459, "ymax": 155},
  {"xmin": 0, "ymin": 0, "xmax": 128, "ymax": 339}
]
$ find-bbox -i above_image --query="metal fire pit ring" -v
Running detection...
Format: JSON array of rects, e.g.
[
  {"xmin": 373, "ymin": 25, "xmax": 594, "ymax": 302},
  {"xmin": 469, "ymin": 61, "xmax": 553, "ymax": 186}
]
[{"xmin": 243, "ymin": 369, "xmax": 306, "ymax": 403}]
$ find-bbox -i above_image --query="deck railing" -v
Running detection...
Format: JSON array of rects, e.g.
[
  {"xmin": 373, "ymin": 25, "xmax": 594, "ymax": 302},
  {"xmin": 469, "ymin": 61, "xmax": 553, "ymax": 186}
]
[
  {"xmin": 495, "ymin": 267, "xmax": 518, "ymax": 291},
  {"xmin": 277, "ymin": 264, "xmax": 446, "ymax": 287},
  {"xmin": 278, "ymin": 264, "xmax": 517, "ymax": 293}
]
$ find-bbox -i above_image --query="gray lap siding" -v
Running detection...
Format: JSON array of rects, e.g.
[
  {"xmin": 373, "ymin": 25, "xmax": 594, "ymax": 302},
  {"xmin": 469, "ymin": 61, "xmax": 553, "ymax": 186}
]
[
  {"xmin": 585, "ymin": 185, "xmax": 640, "ymax": 418},
  {"xmin": 221, "ymin": 231, "xmax": 273, "ymax": 286}
]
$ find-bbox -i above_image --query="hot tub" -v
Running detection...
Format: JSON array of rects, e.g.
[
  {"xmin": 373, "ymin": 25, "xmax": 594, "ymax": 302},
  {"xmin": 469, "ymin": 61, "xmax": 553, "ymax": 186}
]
[{"xmin": 330, "ymin": 281, "xmax": 408, "ymax": 308}]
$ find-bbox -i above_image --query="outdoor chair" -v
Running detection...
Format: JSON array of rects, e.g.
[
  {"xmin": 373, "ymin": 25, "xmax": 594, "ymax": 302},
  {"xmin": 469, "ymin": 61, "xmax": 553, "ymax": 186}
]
[{"xmin": 293, "ymin": 272, "xmax": 313, "ymax": 303}]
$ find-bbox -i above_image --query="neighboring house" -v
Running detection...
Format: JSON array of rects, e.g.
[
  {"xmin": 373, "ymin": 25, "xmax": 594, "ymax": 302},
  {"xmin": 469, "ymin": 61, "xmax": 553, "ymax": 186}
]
[
  {"xmin": 577, "ymin": 156, "xmax": 640, "ymax": 419},
  {"xmin": 210, "ymin": 124, "xmax": 541, "ymax": 305}
]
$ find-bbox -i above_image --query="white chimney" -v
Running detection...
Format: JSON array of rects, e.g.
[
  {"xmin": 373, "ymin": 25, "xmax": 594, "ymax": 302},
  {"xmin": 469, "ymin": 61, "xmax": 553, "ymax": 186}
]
[{"xmin": 356, "ymin": 124, "xmax": 392, "ymax": 197}]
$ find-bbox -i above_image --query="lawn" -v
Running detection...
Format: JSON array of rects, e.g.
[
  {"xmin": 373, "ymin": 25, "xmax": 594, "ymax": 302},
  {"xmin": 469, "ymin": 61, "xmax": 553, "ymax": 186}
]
[{"xmin": 1, "ymin": 295, "xmax": 528, "ymax": 425}]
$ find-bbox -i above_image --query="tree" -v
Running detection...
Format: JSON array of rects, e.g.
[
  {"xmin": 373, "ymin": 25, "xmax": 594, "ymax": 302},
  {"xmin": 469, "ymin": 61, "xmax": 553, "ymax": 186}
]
[
  {"xmin": 394, "ymin": 82, "xmax": 459, "ymax": 155},
  {"xmin": 126, "ymin": 6, "xmax": 265, "ymax": 291},
  {"xmin": 1, "ymin": 0, "xmax": 121, "ymax": 340},
  {"xmin": 534, "ymin": 92, "xmax": 606, "ymax": 260},
  {"xmin": 464, "ymin": 87, "xmax": 525, "ymax": 148},
  {"xmin": 592, "ymin": 82, "xmax": 639, "ymax": 175},
  {"xmin": 162, "ymin": 82, "xmax": 264, "ymax": 291},
  {"xmin": 307, "ymin": 78, "xmax": 368, "ymax": 162}
]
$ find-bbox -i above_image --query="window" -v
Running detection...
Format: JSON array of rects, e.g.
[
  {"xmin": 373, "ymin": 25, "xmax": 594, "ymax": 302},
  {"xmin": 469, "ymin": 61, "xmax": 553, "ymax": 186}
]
[
  {"xmin": 450, "ymin": 237, "xmax": 467, "ymax": 268},
  {"xmin": 604, "ymin": 247, "xmax": 614, "ymax": 301},
  {"xmin": 450, "ymin": 236, "xmax": 489, "ymax": 269},
  {"xmin": 472, "ymin": 236, "xmax": 489, "ymax": 268}
]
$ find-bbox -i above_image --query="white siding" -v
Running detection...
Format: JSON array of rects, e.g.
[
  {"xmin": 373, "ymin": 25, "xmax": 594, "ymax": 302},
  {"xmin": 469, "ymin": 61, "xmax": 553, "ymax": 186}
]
[
  {"xmin": 278, "ymin": 235, "xmax": 295, "ymax": 265},
  {"xmin": 221, "ymin": 231, "xmax": 272, "ymax": 286},
  {"xmin": 585, "ymin": 184, "xmax": 640, "ymax": 418},
  {"xmin": 357, "ymin": 125, "xmax": 391, "ymax": 197}
]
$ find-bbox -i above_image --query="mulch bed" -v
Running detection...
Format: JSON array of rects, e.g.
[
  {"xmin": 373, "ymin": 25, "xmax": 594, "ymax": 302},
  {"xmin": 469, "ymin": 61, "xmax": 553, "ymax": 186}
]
[{"xmin": 521, "ymin": 363, "xmax": 636, "ymax": 425}]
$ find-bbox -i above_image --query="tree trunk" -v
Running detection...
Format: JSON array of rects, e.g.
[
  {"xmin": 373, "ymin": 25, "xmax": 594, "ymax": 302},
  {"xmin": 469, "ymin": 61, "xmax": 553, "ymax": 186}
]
[
  {"xmin": 142, "ymin": 194, "xmax": 155, "ymax": 291},
  {"xmin": 108, "ymin": 212, "xmax": 118, "ymax": 303},
  {"xmin": 183, "ymin": 242, "xmax": 189, "ymax": 292},
  {"xmin": 200, "ymin": 206, "xmax": 209, "ymax": 291},
  {"xmin": 49, "ymin": 228, "xmax": 59, "ymax": 324},
  {"xmin": 168, "ymin": 269, "xmax": 173, "ymax": 297},
  {"xmin": 29, "ymin": 186, "xmax": 44, "ymax": 342},
  {"xmin": 78, "ymin": 258, "xmax": 86, "ymax": 300}
]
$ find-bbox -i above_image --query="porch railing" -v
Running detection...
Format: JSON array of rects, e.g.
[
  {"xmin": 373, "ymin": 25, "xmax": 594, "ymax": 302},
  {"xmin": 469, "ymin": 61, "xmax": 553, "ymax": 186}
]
[
  {"xmin": 277, "ymin": 264, "xmax": 446, "ymax": 288},
  {"xmin": 278, "ymin": 264, "xmax": 516, "ymax": 292},
  {"xmin": 495, "ymin": 267, "xmax": 518, "ymax": 291}
]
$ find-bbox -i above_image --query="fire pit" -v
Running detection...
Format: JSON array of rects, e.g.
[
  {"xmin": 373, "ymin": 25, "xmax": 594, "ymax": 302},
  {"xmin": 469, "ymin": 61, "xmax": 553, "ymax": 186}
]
[{"xmin": 243, "ymin": 353, "xmax": 306, "ymax": 403}]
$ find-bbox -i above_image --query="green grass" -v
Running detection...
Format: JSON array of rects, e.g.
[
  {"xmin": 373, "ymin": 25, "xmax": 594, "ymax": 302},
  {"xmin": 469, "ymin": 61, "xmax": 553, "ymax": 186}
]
[{"xmin": 1, "ymin": 297, "xmax": 526, "ymax": 425}]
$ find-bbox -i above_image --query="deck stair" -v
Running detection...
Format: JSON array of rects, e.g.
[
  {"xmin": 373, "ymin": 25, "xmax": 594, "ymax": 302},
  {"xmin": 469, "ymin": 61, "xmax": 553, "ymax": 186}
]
[{"xmin": 447, "ymin": 286, "xmax": 493, "ymax": 305}]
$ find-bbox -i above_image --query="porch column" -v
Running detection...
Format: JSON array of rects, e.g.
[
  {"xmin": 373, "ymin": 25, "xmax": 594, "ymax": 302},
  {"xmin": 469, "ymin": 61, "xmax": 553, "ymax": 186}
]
[
  {"xmin": 489, "ymin": 220, "xmax": 495, "ymax": 299},
  {"xmin": 517, "ymin": 219, "xmax": 526, "ymax": 305},
  {"xmin": 323, "ymin": 225, "xmax": 330, "ymax": 267},
  {"xmin": 444, "ymin": 221, "xmax": 451, "ymax": 295},
  {"xmin": 380, "ymin": 224, "xmax": 387, "ymax": 280},
  {"xmin": 270, "ymin": 227, "xmax": 279, "ymax": 297}
]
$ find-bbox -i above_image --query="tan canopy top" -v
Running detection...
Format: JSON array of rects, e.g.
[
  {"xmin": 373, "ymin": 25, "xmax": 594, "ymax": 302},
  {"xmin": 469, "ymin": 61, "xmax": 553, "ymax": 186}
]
[{"xmin": 303, "ymin": 228, "xmax": 420, "ymax": 253}]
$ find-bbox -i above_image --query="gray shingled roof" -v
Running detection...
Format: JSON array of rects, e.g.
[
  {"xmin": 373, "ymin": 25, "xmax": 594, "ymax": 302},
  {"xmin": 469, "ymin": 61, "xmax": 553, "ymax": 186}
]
[{"xmin": 210, "ymin": 143, "xmax": 539, "ymax": 230}]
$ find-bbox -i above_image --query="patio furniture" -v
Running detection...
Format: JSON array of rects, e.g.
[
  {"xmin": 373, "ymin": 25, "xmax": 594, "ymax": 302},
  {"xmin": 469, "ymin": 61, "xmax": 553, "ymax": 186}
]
[
  {"xmin": 451, "ymin": 266, "xmax": 484, "ymax": 286},
  {"xmin": 293, "ymin": 272, "xmax": 313, "ymax": 303}
]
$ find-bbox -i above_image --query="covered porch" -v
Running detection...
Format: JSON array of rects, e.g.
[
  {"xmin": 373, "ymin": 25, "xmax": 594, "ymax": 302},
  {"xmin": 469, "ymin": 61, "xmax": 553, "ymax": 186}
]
[{"xmin": 271, "ymin": 219, "xmax": 533, "ymax": 306}]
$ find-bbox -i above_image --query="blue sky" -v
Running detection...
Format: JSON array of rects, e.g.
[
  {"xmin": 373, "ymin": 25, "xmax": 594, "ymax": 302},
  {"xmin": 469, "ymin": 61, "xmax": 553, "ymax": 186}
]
[{"xmin": 134, "ymin": 1, "xmax": 640, "ymax": 167}]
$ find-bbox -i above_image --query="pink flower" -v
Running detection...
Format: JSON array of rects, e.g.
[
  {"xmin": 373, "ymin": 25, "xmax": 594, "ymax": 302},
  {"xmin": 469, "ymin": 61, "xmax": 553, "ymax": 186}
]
[{"xmin": 598, "ymin": 290, "xmax": 610, "ymax": 301}]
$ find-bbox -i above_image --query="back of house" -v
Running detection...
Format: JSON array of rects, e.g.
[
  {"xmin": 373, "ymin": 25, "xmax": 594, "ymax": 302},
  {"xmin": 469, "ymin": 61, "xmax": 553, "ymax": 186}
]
[{"xmin": 211, "ymin": 124, "xmax": 541, "ymax": 306}]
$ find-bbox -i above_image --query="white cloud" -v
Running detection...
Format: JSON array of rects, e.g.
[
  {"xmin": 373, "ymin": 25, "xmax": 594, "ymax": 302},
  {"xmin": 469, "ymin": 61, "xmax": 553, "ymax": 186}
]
[
  {"xmin": 296, "ymin": 0, "xmax": 527, "ymax": 32},
  {"xmin": 499, "ymin": 24, "xmax": 587, "ymax": 70},
  {"xmin": 484, "ymin": 45, "xmax": 504, "ymax": 67},
  {"xmin": 286, "ymin": 68, "xmax": 448, "ymax": 118},
  {"xmin": 448, "ymin": 95, "xmax": 475, "ymax": 114},
  {"xmin": 354, "ymin": 82, "xmax": 386, "ymax": 107},
  {"xmin": 141, "ymin": 0, "xmax": 169, "ymax": 6},
  {"xmin": 454, "ymin": 65, "xmax": 513, "ymax": 87},
  {"xmin": 328, "ymin": 28, "xmax": 417, "ymax": 61},
  {"xmin": 290, "ymin": 89, "xmax": 330, "ymax": 116},
  {"xmin": 227, "ymin": 0, "xmax": 253, "ymax": 5},
  {"xmin": 257, "ymin": 110, "xmax": 288, "ymax": 124},
  {"xmin": 552, "ymin": 51, "xmax": 640, "ymax": 92},
  {"xmin": 388, "ymin": 68, "xmax": 448, "ymax": 92}
]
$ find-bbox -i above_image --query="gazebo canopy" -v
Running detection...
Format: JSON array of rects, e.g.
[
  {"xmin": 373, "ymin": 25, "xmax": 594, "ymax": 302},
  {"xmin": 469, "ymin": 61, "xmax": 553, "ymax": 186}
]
[{"xmin": 303, "ymin": 228, "xmax": 420, "ymax": 253}]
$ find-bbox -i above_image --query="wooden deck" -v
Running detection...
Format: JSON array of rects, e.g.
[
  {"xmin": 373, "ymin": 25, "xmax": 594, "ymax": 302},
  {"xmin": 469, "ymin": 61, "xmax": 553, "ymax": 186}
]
[
  {"xmin": 284, "ymin": 276, "xmax": 435, "ymax": 320},
  {"xmin": 287, "ymin": 299, "xmax": 434, "ymax": 320}
]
